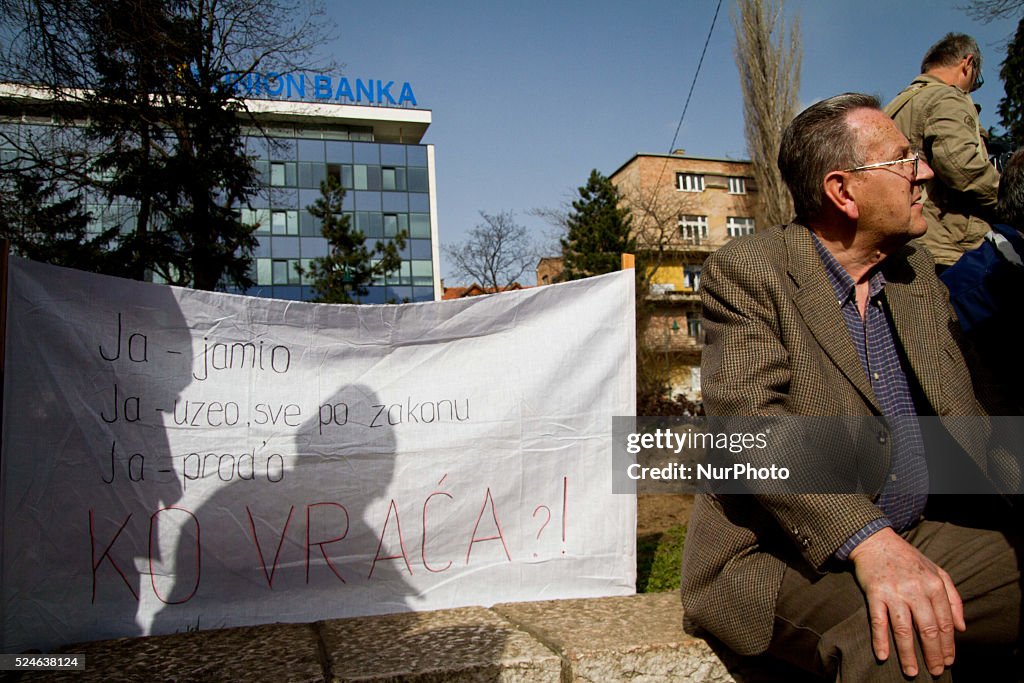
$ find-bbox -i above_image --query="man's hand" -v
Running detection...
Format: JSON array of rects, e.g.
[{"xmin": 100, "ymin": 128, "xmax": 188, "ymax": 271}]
[{"xmin": 848, "ymin": 527, "xmax": 966, "ymax": 677}]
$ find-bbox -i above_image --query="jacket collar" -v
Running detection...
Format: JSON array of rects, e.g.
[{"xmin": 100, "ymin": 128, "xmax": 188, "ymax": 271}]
[
  {"xmin": 785, "ymin": 224, "xmax": 880, "ymax": 412},
  {"xmin": 880, "ymin": 245, "xmax": 944, "ymax": 414},
  {"xmin": 913, "ymin": 72, "xmax": 968, "ymax": 95},
  {"xmin": 783, "ymin": 224, "xmax": 941, "ymax": 414}
]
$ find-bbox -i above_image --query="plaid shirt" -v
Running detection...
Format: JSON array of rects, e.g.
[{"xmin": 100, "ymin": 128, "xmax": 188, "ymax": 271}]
[{"xmin": 812, "ymin": 236, "xmax": 929, "ymax": 559}]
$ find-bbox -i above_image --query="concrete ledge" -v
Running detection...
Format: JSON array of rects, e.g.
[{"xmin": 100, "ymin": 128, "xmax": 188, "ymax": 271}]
[
  {"xmin": 494, "ymin": 594, "xmax": 736, "ymax": 683},
  {"xmin": 321, "ymin": 606, "xmax": 562, "ymax": 682},
  {"xmin": 31, "ymin": 594, "xmax": 746, "ymax": 682}
]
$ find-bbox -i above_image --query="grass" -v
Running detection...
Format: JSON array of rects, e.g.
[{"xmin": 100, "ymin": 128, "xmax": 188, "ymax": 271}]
[{"xmin": 636, "ymin": 524, "xmax": 686, "ymax": 593}]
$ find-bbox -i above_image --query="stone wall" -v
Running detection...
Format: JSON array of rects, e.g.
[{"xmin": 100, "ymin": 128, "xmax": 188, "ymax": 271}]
[{"xmin": 22, "ymin": 593, "xmax": 790, "ymax": 682}]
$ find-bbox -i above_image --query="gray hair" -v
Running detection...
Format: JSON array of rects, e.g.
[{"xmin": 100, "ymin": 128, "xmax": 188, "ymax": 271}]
[
  {"xmin": 999, "ymin": 149, "xmax": 1024, "ymax": 229},
  {"xmin": 921, "ymin": 33, "xmax": 982, "ymax": 74},
  {"xmin": 777, "ymin": 93, "xmax": 881, "ymax": 224}
]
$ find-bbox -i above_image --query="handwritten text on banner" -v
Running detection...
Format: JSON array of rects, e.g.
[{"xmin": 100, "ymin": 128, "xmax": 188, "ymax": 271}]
[{"xmin": 1, "ymin": 258, "xmax": 636, "ymax": 652}]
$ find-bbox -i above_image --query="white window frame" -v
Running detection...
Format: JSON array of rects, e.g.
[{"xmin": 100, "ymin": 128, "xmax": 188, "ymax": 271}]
[
  {"xmin": 679, "ymin": 215, "xmax": 709, "ymax": 242},
  {"xmin": 676, "ymin": 173, "xmax": 705, "ymax": 192},
  {"xmin": 728, "ymin": 176, "xmax": 747, "ymax": 194},
  {"xmin": 726, "ymin": 216, "xmax": 756, "ymax": 238}
]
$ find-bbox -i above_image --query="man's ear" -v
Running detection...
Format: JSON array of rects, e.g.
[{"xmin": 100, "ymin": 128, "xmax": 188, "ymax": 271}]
[
  {"xmin": 961, "ymin": 54, "xmax": 975, "ymax": 81},
  {"xmin": 823, "ymin": 170, "xmax": 859, "ymax": 220}
]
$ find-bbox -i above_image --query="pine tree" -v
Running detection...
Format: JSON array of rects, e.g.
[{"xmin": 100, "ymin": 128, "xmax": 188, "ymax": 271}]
[
  {"xmin": 303, "ymin": 174, "xmax": 407, "ymax": 303},
  {"xmin": 999, "ymin": 17, "xmax": 1024, "ymax": 146},
  {"xmin": 82, "ymin": 0, "xmax": 260, "ymax": 290},
  {"xmin": 0, "ymin": 171, "xmax": 121, "ymax": 273},
  {"xmin": 560, "ymin": 169, "xmax": 635, "ymax": 280},
  {"xmin": 0, "ymin": 0, "xmax": 333, "ymax": 290}
]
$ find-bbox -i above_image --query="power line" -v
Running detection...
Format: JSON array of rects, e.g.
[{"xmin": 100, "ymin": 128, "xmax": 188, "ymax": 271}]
[
  {"xmin": 668, "ymin": 0, "xmax": 723, "ymax": 154},
  {"xmin": 647, "ymin": 0, "xmax": 724, "ymax": 209}
]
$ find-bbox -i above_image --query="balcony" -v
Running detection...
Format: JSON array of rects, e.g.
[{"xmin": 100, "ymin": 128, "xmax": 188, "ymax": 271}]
[{"xmin": 646, "ymin": 282, "xmax": 699, "ymax": 304}]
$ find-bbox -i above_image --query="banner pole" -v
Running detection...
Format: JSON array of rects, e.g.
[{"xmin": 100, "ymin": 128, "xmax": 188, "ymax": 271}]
[{"xmin": 621, "ymin": 253, "xmax": 635, "ymax": 270}]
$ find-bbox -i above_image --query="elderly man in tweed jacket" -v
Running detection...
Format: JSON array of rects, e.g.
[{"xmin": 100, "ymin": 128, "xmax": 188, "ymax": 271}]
[{"xmin": 680, "ymin": 93, "xmax": 1021, "ymax": 681}]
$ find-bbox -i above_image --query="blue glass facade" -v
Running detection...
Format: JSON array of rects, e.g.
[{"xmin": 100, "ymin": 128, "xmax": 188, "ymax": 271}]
[
  {"xmin": 0, "ymin": 87, "xmax": 439, "ymax": 303},
  {"xmin": 241, "ymin": 131, "xmax": 437, "ymax": 303}
]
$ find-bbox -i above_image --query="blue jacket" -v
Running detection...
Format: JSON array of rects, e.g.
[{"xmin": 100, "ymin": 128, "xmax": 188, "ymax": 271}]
[
  {"xmin": 942, "ymin": 223, "xmax": 1024, "ymax": 333},
  {"xmin": 941, "ymin": 223, "xmax": 1024, "ymax": 413}
]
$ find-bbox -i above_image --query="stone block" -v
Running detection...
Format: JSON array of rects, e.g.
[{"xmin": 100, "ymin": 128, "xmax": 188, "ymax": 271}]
[
  {"xmin": 39, "ymin": 622, "xmax": 323, "ymax": 683},
  {"xmin": 320, "ymin": 606, "xmax": 562, "ymax": 682},
  {"xmin": 493, "ymin": 593, "xmax": 738, "ymax": 683}
]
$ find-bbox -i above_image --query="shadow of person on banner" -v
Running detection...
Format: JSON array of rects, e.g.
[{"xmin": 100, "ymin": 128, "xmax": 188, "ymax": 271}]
[
  {"xmin": 148, "ymin": 383, "xmax": 420, "ymax": 636},
  {"xmin": 0, "ymin": 264, "xmax": 192, "ymax": 652},
  {"xmin": 88, "ymin": 285, "xmax": 193, "ymax": 642}
]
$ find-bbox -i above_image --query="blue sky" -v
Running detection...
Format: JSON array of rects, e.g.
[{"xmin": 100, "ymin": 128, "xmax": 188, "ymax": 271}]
[{"xmin": 324, "ymin": 1, "xmax": 1020, "ymax": 284}]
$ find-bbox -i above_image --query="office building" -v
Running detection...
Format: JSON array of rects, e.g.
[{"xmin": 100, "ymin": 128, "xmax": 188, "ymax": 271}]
[{"xmin": 0, "ymin": 76, "xmax": 441, "ymax": 303}]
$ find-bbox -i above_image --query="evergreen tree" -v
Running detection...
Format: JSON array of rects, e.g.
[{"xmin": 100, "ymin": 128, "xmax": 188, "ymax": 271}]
[
  {"xmin": 0, "ymin": 171, "xmax": 121, "ymax": 273},
  {"xmin": 80, "ymin": 0, "xmax": 261, "ymax": 290},
  {"xmin": 303, "ymin": 174, "xmax": 407, "ymax": 303},
  {"xmin": 560, "ymin": 169, "xmax": 635, "ymax": 280},
  {"xmin": 0, "ymin": 0, "xmax": 333, "ymax": 290},
  {"xmin": 999, "ymin": 17, "xmax": 1024, "ymax": 147}
]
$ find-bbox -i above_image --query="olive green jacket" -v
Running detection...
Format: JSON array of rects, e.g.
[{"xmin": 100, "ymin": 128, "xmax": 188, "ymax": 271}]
[{"xmin": 885, "ymin": 74, "xmax": 1000, "ymax": 266}]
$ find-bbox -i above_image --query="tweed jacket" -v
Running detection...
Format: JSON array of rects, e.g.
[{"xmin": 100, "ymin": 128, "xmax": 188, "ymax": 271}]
[
  {"xmin": 680, "ymin": 223, "xmax": 1017, "ymax": 656},
  {"xmin": 885, "ymin": 74, "xmax": 1000, "ymax": 266}
]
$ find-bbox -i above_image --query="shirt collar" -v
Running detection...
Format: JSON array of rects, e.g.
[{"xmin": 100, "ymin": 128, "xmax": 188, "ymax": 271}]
[{"xmin": 809, "ymin": 230, "xmax": 886, "ymax": 305}]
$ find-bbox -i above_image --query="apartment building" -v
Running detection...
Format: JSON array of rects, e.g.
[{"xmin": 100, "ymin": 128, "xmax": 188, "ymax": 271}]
[{"xmin": 610, "ymin": 151, "xmax": 758, "ymax": 398}]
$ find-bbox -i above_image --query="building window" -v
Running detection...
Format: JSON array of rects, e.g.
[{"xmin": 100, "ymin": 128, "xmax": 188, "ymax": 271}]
[
  {"xmin": 270, "ymin": 162, "xmax": 286, "ymax": 186},
  {"xmin": 271, "ymin": 258, "xmax": 301, "ymax": 285},
  {"xmin": 257, "ymin": 258, "xmax": 272, "ymax": 285},
  {"xmin": 684, "ymin": 265, "xmax": 702, "ymax": 291},
  {"xmin": 383, "ymin": 213, "xmax": 401, "ymax": 237},
  {"xmin": 728, "ymin": 177, "xmax": 747, "ymax": 194},
  {"xmin": 411, "ymin": 260, "xmax": 433, "ymax": 286},
  {"xmin": 271, "ymin": 210, "xmax": 299, "ymax": 235},
  {"xmin": 326, "ymin": 163, "xmax": 354, "ymax": 189},
  {"xmin": 679, "ymin": 215, "xmax": 708, "ymax": 243},
  {"xmin": 243, "ymin": 208, "xmax": 271, "ymax": 234},
  {"xmin": 687, "ymin": 316, "xmax": 703, "ymax": 338},
  {"xmin": 381, "ymin": 167, "xmax": 406, "ymax": 191},
  {"xmin": 726, "ymin": 216, "xmax": 756, "ymax": 238},
  {"xmin": 676, "ymin": 173, "xmax": 705, "ymax": 192},
  {"xmin": 270, "ymin": 162, "xmax": 296, "ymax": 187}
]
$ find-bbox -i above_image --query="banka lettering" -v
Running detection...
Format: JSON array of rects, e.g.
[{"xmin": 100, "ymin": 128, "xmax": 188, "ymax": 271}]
[{"xmin": 225, "ymin": 72, "xmax": 418, "ymax": 107}]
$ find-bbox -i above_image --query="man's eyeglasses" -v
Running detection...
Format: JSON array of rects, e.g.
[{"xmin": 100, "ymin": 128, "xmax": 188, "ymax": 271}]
[
  {"xmin": 843, "ymin": 154, "xmax": 920, "ymax": 181},
  {"xmin": 972, "ymin": 67, "xmax": 984, "ymax": 92}
]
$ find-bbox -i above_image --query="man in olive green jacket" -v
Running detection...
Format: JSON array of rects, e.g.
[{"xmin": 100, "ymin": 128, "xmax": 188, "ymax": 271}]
[
  {"xmin": 681, "ymin": 93, "xmax": 1021, "ymax": 681},
  {"xmin": 885, "ymin": 33, "xmax": 1000, "ymax": 270}
]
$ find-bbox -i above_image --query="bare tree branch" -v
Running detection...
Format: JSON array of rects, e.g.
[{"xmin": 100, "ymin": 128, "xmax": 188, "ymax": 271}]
[
  {"xmin": 733, "ymin": 0, "xmax": 800, "ymax": 228},
  {"xmin": 960, "ymin": 0, "xmax": 1024, "ymax": 22},
  {"xmin": 0, "ymin": 0, "xmax": 339, "ymax": 289},
  {"xmin": 444, "ymin": 211, "xmax": 537, "ymax": 291}
]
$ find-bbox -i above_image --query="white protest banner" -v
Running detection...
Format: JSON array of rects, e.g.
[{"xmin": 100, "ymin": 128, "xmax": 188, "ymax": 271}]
[{"xmin": 1, "ymin": 257, "xmax": 636, "ymax": 653}]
